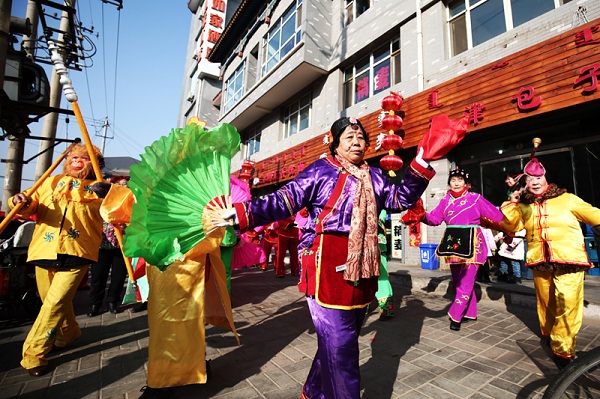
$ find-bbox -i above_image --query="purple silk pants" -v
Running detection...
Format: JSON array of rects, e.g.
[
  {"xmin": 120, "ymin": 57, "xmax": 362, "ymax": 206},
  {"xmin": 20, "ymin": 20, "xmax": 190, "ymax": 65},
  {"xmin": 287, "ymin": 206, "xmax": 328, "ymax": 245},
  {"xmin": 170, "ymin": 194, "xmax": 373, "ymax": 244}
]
[
  {"xmin": 302, "ymin": 297, "xmax": 366, "ymax": 399},
  {"xmin": 448, "ymin": 263, "xmax": 479, "ymax": 322}
]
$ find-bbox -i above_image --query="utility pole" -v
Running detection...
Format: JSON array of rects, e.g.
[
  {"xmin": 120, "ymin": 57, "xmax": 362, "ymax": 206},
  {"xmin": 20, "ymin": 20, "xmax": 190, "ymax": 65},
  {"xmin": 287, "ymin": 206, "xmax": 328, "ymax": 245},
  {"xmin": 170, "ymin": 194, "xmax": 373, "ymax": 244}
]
[
  {"xmin": 0, "ymin": 0, "xmax": 15, "ymax": 213},
  {"xmin": 100, "ymin": 117, "xmax": 109, "ymax": 154},
  {"xmin": 33, "ymin": 0, "xmax": 76, "ymax": 182},
  {"xmin": 1, "ymin": 0, "xmax": 39, "ymax": 213}
]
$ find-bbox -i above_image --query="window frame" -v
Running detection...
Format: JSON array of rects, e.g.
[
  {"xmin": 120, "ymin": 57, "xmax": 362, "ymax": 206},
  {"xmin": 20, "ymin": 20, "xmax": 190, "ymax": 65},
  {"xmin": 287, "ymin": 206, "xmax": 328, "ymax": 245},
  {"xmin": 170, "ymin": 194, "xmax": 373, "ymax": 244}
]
[
  {"xmin": 223, "ymin": 60, "xmax": 246, "ymax": 113},
  {"xmin": 243, "ymin": 126, "xmax": 262, "ymax": 159},
  {"xmin": 342, "ymin": 38, "xmax": 401, "ymax": 108},
  {"xmin": 261, "ymin": 0, "xmax": 303, "ymax": 76},
  {"xmin": 447, "ymin": 0, "xmax": 569, "ymax": 57},
  {"xmin": 282, "ymin": 92, "xmax": 312, "ymax": 139}
]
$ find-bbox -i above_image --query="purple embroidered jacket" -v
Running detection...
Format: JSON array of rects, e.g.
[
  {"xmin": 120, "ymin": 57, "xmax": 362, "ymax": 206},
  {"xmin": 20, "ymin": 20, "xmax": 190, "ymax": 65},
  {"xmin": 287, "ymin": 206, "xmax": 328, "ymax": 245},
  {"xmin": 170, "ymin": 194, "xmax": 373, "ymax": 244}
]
[
  {"xmin": 235, "ymin": 157, "xmax": 435, "ymax": 252},
  {"xmin": 423, "ymin": 191, "xmax": 503, "ymax": 264}
]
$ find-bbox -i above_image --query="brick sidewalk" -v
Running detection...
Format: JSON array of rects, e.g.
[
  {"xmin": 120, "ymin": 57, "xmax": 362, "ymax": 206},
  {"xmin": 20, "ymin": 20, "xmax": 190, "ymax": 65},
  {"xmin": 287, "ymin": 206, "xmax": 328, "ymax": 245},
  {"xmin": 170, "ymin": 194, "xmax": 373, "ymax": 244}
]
[{"xmin": 1, "ymin": 265, "xmax": 599, "ymax": 398}]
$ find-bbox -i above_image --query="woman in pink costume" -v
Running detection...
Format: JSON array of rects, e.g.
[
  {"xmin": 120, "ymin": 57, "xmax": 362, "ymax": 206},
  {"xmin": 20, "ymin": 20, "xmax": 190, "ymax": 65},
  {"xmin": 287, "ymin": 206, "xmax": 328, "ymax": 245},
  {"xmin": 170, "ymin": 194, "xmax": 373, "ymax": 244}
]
[{"xmin": 422, "ymin": 168, "xmax": 503, "ymax": 331}]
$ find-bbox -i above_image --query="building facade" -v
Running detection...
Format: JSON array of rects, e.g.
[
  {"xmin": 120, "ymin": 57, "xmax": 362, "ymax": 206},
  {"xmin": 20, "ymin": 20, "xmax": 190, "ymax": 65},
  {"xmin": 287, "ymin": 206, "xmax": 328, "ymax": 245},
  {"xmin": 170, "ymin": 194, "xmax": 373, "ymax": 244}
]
[{"xmin": 180, "ymin": 0, "xmax": 600, "ymax": 264}]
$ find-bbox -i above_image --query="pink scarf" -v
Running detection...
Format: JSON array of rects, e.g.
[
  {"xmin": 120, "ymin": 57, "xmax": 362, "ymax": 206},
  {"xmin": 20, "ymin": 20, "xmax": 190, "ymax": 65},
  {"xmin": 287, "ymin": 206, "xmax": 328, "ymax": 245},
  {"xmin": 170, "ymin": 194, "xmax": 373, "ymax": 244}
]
[{"xmin": 335, "ymin": 156, "xmax": 380, "ymax": 281}]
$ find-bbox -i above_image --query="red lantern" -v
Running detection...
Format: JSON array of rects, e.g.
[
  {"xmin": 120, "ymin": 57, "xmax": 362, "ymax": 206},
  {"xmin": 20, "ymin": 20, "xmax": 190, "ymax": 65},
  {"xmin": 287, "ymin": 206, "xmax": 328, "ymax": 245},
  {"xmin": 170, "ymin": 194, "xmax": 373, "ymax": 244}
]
[
  {"xmin": 381, "ymin": 135, "xmax": 403, "ymax": 151},
  {"xmin": 381, "ymin": 91, "xmax": 404, "ymax": 112},
  {"xmin": 380, "ymin": 154, "xmax": 403, "ymax": 172},
  {"xmin": 239, "ymin": 160, "xmax": 255, "ymax": 180},
  {"xmin": 381, "ymin": 114, "xmax": 403, "ymax": 131}
]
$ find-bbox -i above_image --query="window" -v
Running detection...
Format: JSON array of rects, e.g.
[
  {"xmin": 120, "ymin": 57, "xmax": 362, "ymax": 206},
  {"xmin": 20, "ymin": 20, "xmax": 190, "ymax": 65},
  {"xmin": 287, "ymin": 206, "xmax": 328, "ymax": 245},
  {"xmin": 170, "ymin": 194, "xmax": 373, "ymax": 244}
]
[
  {"xmin": 243, "ymin": 127, "xmax": 261, "ymax": 158},
  {"xmin": 283, "ymin": 93, "xmax": 311, "ymax": 139},
  {"xmin": 448, "ymin": 0, "xmax": 569, "ymax": 56},
  {"xmin": 223, "ymin": 61, "xmax": 245, "ymax": 113},
  {"xmin": 345, "ymin": 0, "xmax": 373, "ymax": 25},
  {"xmin": 343, "ymin": 39, "xmax": 400, "ymax": 108},
  {"xmin": 261, "ymin": 0, "xmax": 303, "ymax": 76}
]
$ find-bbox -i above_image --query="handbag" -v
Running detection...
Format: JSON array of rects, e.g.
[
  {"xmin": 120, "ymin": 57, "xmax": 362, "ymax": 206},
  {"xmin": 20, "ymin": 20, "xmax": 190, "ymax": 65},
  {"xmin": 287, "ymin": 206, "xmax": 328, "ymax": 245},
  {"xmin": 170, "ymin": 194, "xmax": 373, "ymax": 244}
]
[{"xmin": 436, "ymin": 226, "xmax": 475, "ymax": 258}]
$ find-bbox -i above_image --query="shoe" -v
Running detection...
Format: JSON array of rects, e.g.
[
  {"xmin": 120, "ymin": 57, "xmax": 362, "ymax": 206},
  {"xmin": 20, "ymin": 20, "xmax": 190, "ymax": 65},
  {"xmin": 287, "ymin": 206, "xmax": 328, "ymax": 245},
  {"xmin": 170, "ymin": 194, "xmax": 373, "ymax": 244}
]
[
  {"xmin": 131, "ymin": 302, "xmax": 148, "ymax": 313},
  {"xmin": 108, "ymin": 303, "xmax": 119, "ymax": 314},
  {"xmin": 506, "ymin": 277, "xmax": 517, "ymax": 284},
  {"xmin": 139, "ymin": 386, "xmax": 175, "ymax": 399},
  {"xmin": 462, "ymin": 317, "xmax": 477, "ymax": 323},
  {"xmin": 553, "ymin": 354, "xmax": 574, "ymax": 370},
  {"xmin": 513, "ymin": 277, "xmax": 522, "ymax": 284},
  {"xmin": 27, "ymin": 365, "xmax": 48, "ymax": 377},
  {"xmin": 87, "ymin": 304, "xmax": 100, "ymax": 317},
  {"xmin": 450, "ymin": 320, "xmax": 461, "ymax": 331},
  {"xmin": 497, "ymin": 274, "xmax": 509, "ymax": 282},
  {"xmin": 276, "ymin": 275, "xmax": 284, "ymax": 278}
]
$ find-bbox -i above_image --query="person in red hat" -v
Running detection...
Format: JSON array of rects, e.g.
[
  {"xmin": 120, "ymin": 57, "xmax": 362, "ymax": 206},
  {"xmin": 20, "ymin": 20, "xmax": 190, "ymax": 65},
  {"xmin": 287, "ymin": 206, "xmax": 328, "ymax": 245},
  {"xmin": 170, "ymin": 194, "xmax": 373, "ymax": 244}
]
[{"xmin": 502, "ymin": 157, "xmax": 600, "ymax": 369}]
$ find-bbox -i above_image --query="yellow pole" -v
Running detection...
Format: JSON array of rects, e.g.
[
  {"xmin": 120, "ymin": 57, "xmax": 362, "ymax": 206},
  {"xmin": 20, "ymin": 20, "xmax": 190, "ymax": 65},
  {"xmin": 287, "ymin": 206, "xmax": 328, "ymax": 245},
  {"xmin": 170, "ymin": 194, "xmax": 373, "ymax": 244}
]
[
  {"xmin": 0, "ymin": 139, "xmax": 81, "ymax": 235},
  {"xmin": 112, "ymin": 225, "xmax": 138, "ymax": 291},
  {"xmin": 48, "ymin": 41, "xmax": 102, "ymax": 180}
]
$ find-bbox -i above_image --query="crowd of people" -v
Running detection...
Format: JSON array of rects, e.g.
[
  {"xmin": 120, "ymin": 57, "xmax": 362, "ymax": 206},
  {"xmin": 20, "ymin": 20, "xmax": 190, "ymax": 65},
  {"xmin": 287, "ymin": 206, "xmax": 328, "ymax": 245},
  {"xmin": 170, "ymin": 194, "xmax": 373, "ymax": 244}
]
[{"xmin": 3, "ymin": 115, "xmax": 600, "ymax": 399}]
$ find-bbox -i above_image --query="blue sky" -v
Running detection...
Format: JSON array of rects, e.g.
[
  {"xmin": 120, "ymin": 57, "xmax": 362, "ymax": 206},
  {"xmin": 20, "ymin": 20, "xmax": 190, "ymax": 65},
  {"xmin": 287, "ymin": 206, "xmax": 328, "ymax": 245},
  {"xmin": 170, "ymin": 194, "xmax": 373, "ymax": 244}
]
[{"xmin": 2, "ymin": 1, "xmax": 191, "ymax": 186}]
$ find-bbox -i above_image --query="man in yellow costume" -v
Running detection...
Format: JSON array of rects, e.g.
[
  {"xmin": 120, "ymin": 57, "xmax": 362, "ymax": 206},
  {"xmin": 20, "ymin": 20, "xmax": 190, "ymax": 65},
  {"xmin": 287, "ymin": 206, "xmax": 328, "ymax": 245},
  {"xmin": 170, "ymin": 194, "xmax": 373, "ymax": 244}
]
[
  {"xmin": 10, "ymin": 143, "xmax": 130, "ymax": 377},
  {"xmin": 501, "ymin": 157, "xmax": 600, "ymax": 369}
]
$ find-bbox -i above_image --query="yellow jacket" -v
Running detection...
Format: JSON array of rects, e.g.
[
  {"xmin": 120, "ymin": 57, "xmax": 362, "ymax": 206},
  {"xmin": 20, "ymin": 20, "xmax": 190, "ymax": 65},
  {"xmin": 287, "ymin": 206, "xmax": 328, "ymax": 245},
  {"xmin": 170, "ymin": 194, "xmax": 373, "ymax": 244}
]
[
  {"xmin": 501, "ymin": 193, "xmax": 600, "ymax": 268},
  {"xmin": 9, "ymin": 175, "xmax": 130, "ymax": 264}
]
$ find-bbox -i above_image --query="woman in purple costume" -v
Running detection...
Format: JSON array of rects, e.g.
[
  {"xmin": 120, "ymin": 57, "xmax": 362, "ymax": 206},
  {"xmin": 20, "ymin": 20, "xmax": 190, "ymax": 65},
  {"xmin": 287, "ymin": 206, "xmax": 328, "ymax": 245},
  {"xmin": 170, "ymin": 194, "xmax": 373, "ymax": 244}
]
[
  {"xmin": 223, "ymin": 116, "xmax": 444, "ymax": 399},
  {"xmin": 422, "ymin": 168, "xmax": 503, "ymax": 331}
]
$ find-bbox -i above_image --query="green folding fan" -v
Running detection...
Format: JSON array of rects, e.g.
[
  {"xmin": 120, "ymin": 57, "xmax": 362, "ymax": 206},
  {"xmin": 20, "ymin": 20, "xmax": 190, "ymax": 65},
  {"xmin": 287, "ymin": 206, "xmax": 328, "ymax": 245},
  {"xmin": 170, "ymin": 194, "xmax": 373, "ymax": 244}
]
[{"xmin": 123, "ymin": 122, "xmax": 240, "ymax": 269}]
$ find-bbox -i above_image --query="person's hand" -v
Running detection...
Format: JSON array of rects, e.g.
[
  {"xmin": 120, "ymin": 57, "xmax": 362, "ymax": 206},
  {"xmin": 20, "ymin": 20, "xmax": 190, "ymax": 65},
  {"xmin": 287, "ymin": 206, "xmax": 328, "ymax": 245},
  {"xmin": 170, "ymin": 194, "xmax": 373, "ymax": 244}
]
[
  {"xmin": 218, "ymin": 207, "xmax": 238, "ymax": 226},
  {"xmin": 91, "ymin": 182, "xmax": 111, "ymax": 198},
  {"xmin": 12, "ymin": 193, "xmax": 30, "ymax": 206},
  {"xmin": 509, "ymin": 190, "xmax": 521, "ymax": 203}
]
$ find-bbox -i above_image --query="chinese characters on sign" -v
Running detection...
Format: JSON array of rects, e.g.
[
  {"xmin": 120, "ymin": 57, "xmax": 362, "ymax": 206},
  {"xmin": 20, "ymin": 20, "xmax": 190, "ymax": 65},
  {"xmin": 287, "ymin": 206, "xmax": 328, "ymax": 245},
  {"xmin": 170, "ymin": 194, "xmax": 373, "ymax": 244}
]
[
  {"xmin": 512, "ymin": 87, "xmax": 542, "ymax": 111},
  {"xmin": 574, "ymin": 63, "xmax": 600, "ymax": 94},
  {"xmin": 198, "ymin": 0, "xmax": 227, "ymax": 61},
  {"xmin": 575, "ymin": 26, "xmax": 600, "ymax": 46},
  {"xmin": 390, "ymin": 213, "xmax": 404, "ymax": 259}
]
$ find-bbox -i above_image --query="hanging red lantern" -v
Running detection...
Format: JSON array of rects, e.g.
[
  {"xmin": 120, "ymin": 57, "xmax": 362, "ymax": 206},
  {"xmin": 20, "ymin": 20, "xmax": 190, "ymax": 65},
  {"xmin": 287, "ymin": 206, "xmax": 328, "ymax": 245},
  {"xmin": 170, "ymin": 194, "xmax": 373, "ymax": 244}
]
[
  {"xmin": 381, "ymin": 134, "xmax": 403, "ymax": 151},
  {"xmin": 381, "ymin": 114, "xmax": 403, "ymax": 131},
  {"xmin": 381, "ymin": 91, "xmax": 404, "ymax": 112},
  {"xmin": 380, "ymin": 154, "xmax": 404, "ymax": 172},
  {"xmin": 379, "ymin": 91, "xmax": 406, "ymax": 177},
  {"xmin": 239, "ymin": 160, "xmax": 255, "ymax": 181}
]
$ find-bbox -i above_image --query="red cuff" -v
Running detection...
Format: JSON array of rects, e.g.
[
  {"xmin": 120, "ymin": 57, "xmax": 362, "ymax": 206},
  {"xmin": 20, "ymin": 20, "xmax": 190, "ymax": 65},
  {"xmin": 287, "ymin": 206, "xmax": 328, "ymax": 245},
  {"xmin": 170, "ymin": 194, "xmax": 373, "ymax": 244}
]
[
  {"xmin": 234, "ymin": 202, "xmax": 249, "ymax": 233},
  {"xmin": 409, "ymin": 158, "xmax": 435, "ymax": 181}
]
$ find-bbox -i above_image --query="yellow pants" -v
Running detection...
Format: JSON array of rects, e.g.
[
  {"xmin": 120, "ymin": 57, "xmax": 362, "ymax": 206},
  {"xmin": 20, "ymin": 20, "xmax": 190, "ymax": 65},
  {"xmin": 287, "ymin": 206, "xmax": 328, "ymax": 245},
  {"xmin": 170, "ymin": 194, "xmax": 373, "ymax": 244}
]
[
  {"xmin": 21, "ymin": 266, "xmax": 88, "ymax": 369},
  {"xmin": 533, "ymin": 269, "xmax": 585, "ymax": 358}
]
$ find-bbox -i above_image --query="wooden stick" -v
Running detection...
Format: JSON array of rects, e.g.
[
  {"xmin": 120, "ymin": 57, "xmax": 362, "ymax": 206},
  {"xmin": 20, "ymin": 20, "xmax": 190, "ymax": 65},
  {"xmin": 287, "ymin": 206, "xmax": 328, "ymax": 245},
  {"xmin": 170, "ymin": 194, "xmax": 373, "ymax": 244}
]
[
  {"xmin": 48, "ymin": 42, "xmax": 103, "ymax": 181},
  {"xmin": 0, "ymin": 140, "xmax": 81, "ymax": 235}
]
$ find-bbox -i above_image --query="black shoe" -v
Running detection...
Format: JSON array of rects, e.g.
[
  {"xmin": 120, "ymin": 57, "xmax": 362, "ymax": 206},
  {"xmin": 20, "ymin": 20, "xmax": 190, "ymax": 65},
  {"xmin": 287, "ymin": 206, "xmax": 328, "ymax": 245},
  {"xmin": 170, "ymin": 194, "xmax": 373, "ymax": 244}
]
[
  {"xmin": 462, "ymin": 317, "xmax": 477, "ymax": 323},
  {"xmin": 450, "ymin": 320, "xmax": 461, "ymax": 331},
  {"xmin": 139, "ymin": 386, "xmax": 175, "ymax": 399},
  {"xmin": 206, "ymin": 359, "xmax": 212, "ymax": 380},
  {"xmin": 497, "ymin": 274, "xmax": 509, "ymax": 282},
  {"xmin": 131, "ymin": 302, "xmax": 148, "ymax": 313},
  {"xmin": 513, "ymin": 277, "xmax": 522, "ymax": 284},
  {"xmin": 87, "ymin": 304, "xmax": 100, "ymax": 317},
  {"xmin": 27, "ymin": 365, "xmax": 48, "ymax": 377},
  {"xmin": 553, "ymin": 354, "xmax": 574, "ymax": 370},
  {"xmin": 108, "ymin": 303, "xmax": 119, "ymax": 314}
]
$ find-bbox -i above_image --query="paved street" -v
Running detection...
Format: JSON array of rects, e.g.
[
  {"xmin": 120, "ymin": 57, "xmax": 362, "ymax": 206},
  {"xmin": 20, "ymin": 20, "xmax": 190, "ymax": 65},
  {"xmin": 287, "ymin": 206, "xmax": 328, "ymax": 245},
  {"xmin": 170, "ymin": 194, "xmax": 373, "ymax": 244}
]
[{"xmin": 1, "ymin": 263, "xmax": 600, "ymax": 399}]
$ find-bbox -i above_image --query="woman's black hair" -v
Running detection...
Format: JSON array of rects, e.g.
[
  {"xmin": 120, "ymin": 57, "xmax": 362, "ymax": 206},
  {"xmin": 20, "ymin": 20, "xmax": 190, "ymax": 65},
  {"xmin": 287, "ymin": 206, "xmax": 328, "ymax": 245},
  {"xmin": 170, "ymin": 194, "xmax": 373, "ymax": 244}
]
[{"xmin": 447, "ymin": 168, "xmax": 469, "ymax": 185}]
